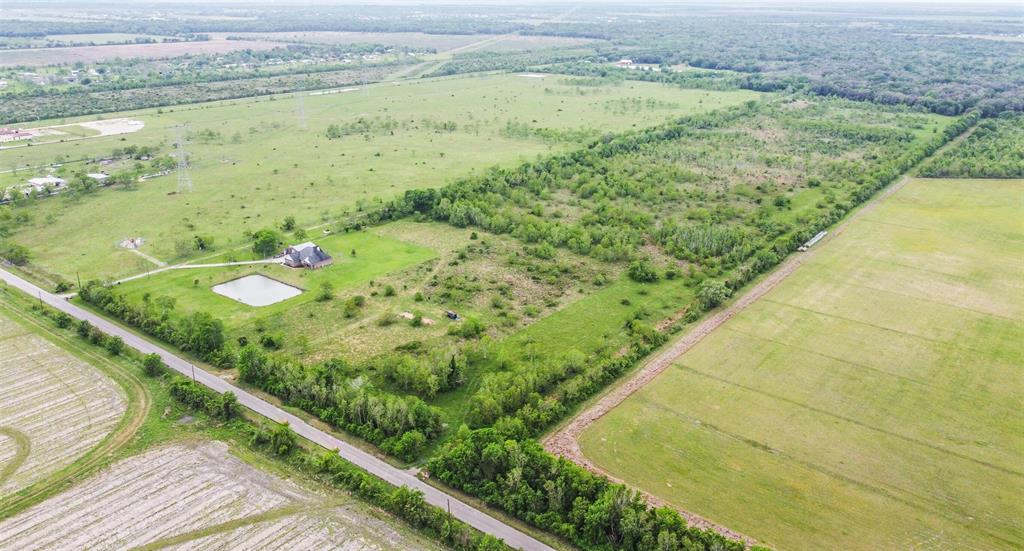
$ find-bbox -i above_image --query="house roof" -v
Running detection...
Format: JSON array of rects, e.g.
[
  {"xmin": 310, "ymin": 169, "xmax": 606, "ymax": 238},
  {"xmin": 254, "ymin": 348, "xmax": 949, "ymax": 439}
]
[
  {"xmin": 27, "ymin": 176, "xmax": 66, "ymax": 186},
  {"xmin": 285, "ymin": 242, "xmax": 331, "ymax": 265}
]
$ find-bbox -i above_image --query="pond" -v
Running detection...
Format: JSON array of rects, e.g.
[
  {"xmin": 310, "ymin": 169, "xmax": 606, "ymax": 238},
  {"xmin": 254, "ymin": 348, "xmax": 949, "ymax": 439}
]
[{"xmin": 211, "ymin": 274, "xmax": 303, "ymax": 307}]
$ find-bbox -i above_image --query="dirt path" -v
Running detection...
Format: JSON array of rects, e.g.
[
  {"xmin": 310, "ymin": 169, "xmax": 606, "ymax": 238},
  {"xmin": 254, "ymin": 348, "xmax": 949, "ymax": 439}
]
[
  {"xmin": 0, "ymin": 428, "xmax": 30, "ymax": 487},
  {"xmin": 111, "ymin": 258, "xmax": 280, "ymax": 285},
  {"xmin": 542, "ymin": 168, "xmax": 952, "ymax": 543},
  {"xmin": 128, "ymin": 248, "xmax": 166, "ymax": 268},
  {"xmin": 0, "ymin": 299, "xmax": 151, "ymax": 520}
]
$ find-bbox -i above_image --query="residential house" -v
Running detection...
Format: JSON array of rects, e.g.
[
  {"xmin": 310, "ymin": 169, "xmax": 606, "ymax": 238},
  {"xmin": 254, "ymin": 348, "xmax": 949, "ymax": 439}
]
[{"xmin": 281, "ymin": 242, "xmax": 333, "ymax": 269}]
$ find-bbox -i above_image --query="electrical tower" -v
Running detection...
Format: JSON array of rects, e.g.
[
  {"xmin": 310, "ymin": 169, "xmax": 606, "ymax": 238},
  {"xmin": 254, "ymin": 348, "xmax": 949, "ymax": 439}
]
[
  {"xmin": 175, "ymin": 125, "xmax": 193, "ymax": 193},
  {"xmin": 295, "ymin": 94, "xmax": 308, "ymax": 130}
]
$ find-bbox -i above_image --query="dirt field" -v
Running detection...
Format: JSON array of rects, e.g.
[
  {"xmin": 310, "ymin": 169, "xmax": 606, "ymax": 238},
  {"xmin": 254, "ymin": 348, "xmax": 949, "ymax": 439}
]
[
  {"xmin": 0, "ymin": 441, "xmax": 442, "ymax": 550},
  {"xmin": 0, "ymin": 38, "xmax": 282, "ymax": 67},
  {"xmin": 208, "ymin": 31, "xmax": 594, "ymax": 52},
  {"xmin": 573, "ymin": 178, "xmax": 1024, "ymax": 550},
  {"xmin": 0, "ymin": 315, "xmax": 126, "ymax": 498}
]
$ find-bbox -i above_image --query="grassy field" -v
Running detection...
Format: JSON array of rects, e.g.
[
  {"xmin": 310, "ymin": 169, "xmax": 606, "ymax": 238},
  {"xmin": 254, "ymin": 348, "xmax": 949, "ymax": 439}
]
[
  {"xmin": 0, "ymin": 72, "xmax": 762, "ymax": 282},
  {"xmin": 580, "ymin": 178, "xmax": 1024, "ymax": 550},
  {"xmin": 113, "ymin": 231, "xmax": 435, "ymax": 328}
]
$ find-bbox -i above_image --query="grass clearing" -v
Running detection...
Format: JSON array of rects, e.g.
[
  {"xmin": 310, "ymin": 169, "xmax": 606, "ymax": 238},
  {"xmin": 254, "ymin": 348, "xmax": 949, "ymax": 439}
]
[
  {"xmin": 580, "ymin": 178, "xmax": 1024, "ymax": 550},
  {"xmin": 0, "ymin": 72, "xmax": 762, "ymax": 282}
]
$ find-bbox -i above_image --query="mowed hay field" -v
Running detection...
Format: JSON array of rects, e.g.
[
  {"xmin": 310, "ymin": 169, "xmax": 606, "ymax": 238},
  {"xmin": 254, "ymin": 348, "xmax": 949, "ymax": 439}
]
[
  {"xmin": 0, "ymin": 314, "xmax": 126, "ymax": 497},
  {"xmin": 0, "ymin": 441, "xmax": 442, "ymax": 550},
  {"xmin": 579, "ymin": 179, "xmax": 1024, "ymax": 550},
  {"xmin": 0, "ymin": 73, "xmax": 761, "ymax": 281}
]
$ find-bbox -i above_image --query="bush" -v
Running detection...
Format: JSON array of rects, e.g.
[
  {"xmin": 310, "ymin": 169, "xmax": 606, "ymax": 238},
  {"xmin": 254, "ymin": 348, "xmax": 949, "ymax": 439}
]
[
  {"xmin": 627, "ymin": 259, "xmax": 660, "ymax": 283},
  {"xmin": 104, "ymin": 335, "xmax": 125, "ymax": 356},
  {"xmin": 259, "ymin": 333, "xmax": 284, "ymax": 350},
  {"xmin": 250, "ymin": 421, "xmax": 298, "ymax": 456},
  {"xmin": 316, "ymin": 281, "xmax": 334, "ymax": 302},
  {"xmin": 696, "ymin": 279, "xmax": 731, "ymax": 310},
  {"xmin": 54, "ymin": 312, "xmax": 73, "ymax": 328},
  {"xmin": 450, "ymin": 317, "xmax": 486, "ymax": 339},
  {"xmin": 143, "ymin": 353, "xmax": 165, "ymax": 377}
]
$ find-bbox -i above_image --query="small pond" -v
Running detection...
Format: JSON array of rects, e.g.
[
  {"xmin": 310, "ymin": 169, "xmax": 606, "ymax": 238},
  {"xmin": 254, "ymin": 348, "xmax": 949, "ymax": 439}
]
[{"xmin": 211, "ymin": 274, "xmax": 303, "ymax": 307}]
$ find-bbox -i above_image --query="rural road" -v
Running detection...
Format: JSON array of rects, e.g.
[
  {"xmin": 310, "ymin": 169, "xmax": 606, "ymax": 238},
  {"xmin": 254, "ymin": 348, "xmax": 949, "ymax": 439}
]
[{"xmin": 0, "ymin": 268, "xmax": 554, "ymax": 551}]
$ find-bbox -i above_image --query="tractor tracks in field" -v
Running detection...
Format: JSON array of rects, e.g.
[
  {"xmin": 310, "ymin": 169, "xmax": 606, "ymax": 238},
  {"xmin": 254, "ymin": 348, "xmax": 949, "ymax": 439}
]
[{"xmin": 0, "ymin": 301, "xmax": 151, "ymax": 521}]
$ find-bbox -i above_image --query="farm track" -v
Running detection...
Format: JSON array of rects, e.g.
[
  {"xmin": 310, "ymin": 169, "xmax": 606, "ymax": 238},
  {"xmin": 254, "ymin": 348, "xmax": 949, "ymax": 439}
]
[
  {"xmin": 0, "ymin": 300, "xmax": 151, "ymax": 521},
  {"xmin": 542, "ymin": 125, "xmax": 979, "ymax": 543},
  {"xmin": 0, "ymin": 428, "xmax": 30, "ymax": 487}
]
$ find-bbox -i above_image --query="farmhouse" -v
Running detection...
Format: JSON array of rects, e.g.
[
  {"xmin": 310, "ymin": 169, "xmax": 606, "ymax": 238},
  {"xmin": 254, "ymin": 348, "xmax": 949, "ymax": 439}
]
[
  {"xmin": 0, "ymin": 128, "xmax": 32, "ymax": 143},
  {"xmin": 24, "ymin": 176, "xmax": 67, "ymax": 194},
  {"xmin": 282, "ymin": 242, "xmax": 333, "ymax": 269},
  {"xmin": 86, "ymin": 173, "xmax": 110, "ymax": 183}
]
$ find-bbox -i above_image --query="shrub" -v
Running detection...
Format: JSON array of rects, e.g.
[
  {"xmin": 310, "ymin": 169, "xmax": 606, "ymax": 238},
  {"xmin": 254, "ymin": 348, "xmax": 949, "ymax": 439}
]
[
  {"xmin": 449, "ymin": 317, "xmax": 485, "ymax": 339},
  {"xmin": 143, "ymin": 353, "xmax": 165, "ymax": 377},
  {"xmin": 104, "ymin": 335, "xmax": 125, "ymax": 356},
  {"xmin": 697, "ymin": 279, "xmax": 731, "ymax": 310},
  {"xmin": 316, "ymin": 281, "xmax": 334, "ymax": 302},
  {"xmin": 627, "ymin": 259, "xmax": 660, "ymax": 283}
]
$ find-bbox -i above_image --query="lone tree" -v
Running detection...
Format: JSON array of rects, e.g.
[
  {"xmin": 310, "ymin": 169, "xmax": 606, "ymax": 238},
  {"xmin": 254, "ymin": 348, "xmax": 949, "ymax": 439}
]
[
  {"xmin": 697, "ymin": 279, "xmax": 731, "ymax": 310},
  {"xmin": 251, "ymin": 228, "xmax": 282, "ymax": 258},
  {"xmin": 142, "ymin": 353, "xmax": 164, "ymax": 377}
]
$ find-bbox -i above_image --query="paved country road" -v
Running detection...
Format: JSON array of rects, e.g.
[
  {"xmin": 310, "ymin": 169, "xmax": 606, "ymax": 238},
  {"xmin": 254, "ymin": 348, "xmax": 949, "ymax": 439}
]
[{"xmin": 0, "ymin": 267, "xmax": 554, "ymax": 551}]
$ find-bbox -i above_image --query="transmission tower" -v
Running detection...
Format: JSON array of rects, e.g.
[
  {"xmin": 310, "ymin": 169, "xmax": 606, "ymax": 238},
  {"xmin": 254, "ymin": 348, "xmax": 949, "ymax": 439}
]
[
  {"xmin": 175, "ymin": 125, "xmax": 193, "ymax": 193},
  {"xmin": 295, "ymin": 94, "xmax": 308, "ymax": 130}
]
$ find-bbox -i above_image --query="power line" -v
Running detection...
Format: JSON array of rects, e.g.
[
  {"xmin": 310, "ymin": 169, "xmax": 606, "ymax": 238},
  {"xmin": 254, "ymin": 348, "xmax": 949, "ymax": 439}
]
[{"xmin": 174, "ymin": 125, "xmax": 193, "ymax": 193}]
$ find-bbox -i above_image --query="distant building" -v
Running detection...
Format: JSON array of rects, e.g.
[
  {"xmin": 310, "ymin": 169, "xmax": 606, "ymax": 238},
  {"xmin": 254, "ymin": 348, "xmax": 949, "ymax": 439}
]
[
  {"xmin": 282, "ymin": 242, "xmax": 333, "ymax": 269},
  {"xmin": 0, "ymin": 128, "xmax": 32, "ymax": 143},
  {"xmin": 615, "ymin": 58, "xmax": 634, "ymax": 68},
  {"xmin": 22, "ymin": 176, "xmax": 67, "ymax": 196},
  {"xmin": 86, "ymin": 173, "xmax": 110, "ymax": 183}
]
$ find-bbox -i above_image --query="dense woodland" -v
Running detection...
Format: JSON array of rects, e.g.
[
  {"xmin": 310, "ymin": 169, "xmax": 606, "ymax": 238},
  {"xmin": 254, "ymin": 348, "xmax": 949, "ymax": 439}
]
[
  {"xmin": 920, "ymin": 114, "xmax": 1024, "ymax": 178},
  {"xmin": 5, "ymin": 3, "xmax": 1020, "ymax": 117},
  {"xmin": 0, "ymin": 65, "xmax": 393, "ymax": 124}
]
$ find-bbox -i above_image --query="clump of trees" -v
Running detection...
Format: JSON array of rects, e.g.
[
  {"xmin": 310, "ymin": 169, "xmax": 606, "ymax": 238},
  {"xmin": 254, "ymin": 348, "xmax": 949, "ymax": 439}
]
[
  {"xmin": 169, "ymin": 380, "xmax": 240, "ymax": 420},
  {"xmin": 237, "ymin": 345, "xmax": 443, "ymax": 460},
  {"xmin": 429, "ymin": 426, "xmax": 753, "ymax": 551},
  {"xmin": 376, "ymin": 347, "xmax": 467, "ymax": 398},
  {"xmin": 920, "ymin": 114, "xmax": 1024, "ymax": 178}
]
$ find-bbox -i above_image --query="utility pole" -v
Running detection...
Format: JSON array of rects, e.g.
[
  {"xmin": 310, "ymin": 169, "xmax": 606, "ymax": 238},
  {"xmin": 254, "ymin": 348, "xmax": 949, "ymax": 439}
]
[
  {"xmin": 76, "ymin": 271, "xmax": 81, "ymax": 290},
  {"xmin": 191, "ymin": 363, "xmax": 196, "ymax": 383},
  {"xmin": 175, "ymin": 125, "xmax": 193, "ymax": 193}
]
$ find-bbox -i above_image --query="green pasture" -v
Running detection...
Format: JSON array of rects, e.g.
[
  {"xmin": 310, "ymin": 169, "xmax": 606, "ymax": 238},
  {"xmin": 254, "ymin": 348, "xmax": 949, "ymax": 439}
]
[
  {"xmin": 580, "ymin": 179, "xmax": 1024, "ymax": 550},
  {"xmin": 0, "ymin": 73, "xmax": 761, "ymax": 282},
  {"xmin": 110, "ymin": 230, "xmax": 435, "ymax": 328}
]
